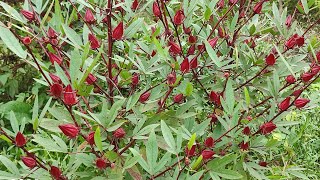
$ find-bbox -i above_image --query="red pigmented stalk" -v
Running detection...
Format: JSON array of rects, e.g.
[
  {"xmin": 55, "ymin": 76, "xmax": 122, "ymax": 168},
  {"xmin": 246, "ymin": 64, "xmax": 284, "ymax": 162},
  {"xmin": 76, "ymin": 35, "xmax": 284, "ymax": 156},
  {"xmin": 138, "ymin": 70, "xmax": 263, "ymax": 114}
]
[{"xmin": 106, "ymin": 0, "xmax": 114, "ymax": 105}]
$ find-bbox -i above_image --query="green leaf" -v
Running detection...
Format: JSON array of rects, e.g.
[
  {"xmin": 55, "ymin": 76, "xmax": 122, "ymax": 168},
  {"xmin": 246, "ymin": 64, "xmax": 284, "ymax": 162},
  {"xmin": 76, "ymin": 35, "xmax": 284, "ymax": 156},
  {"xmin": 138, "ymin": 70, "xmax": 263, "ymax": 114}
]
[
  {"xmin": 160, "ymin": 120, "xmax": 176, "ymax": 153},
  {"xmin": 146, "ymin": 130, "xmax": 158, "ymax": 175},
  {"xmin": 187, "ymin": 133, "xmax": 196, "ymax": 150},
  {"xmin": 32, "ymin": 135, "xmax": 67, "ymax": 153},
  {"xmin": 204, "ymin": 40, "xmax": 222, "ymax": 68},
  {"xmin": 204, "ymin": 6, "xmax": 212, "ymax": 21},
  {"xmin": 191, "ymin": 156, "xmax": 203, "ymax": 170},
  {"xmin": 123, "ymin": 156, "xmax": 139, "ymax": 171},
  {"xmin": 70, "ymin": 49, "xmax": 82, "ymax": 86},
  {"xmin": 106, "ymin": 99, "xmax": 125, "ymax": 126},
  {"xmin": 0, "ymin": 22, "xmax": 27, "ymax": 59},
  {"xmin": 301, "ymin": 0, "xmax": 309, "ymax": 14},
  {"xmin": 189, "ymin": 170, "xmax": 205, "ymax": 180},
  {"xmin": 0, "ymin": 2, "xmax": 25, "ymax": 23},
  {"xmin": 9, "ymin": 111, "xmax": 18, "ymax": 134},
  {"xmin": 244, "ymin": 87, "xmax": 250, "ymax": 107},
  {"xmin": 185, "ymin": 82, "xmax": 194, "ymax": 96},
  {"xmin": 0, "ymin": 155, "xmax": 19, "ymax": 175},
  {"xmin": 94, "ymin": 127, "xmax": 103, "ymax": 152},
  {"xmin": 124, "ymin": 18, "xmax": 144, "ymax": 38},
  {"xmin": 207, "ymin": 154, "xmax": 237, "ymax": 170},
  {"xmin": 225, "ymin": 80, "xmax": 235, "ymax": 112},
  {"xmin": 211, "ymin": 169, "xmax": 243, "ymax": 179},
  {"xmin": 54, "ymin": 62, "xmax": 70, "ymax": 86},
  {"xmin": 62, "ymin": 24, "xmax": 83, "ymax": 48},
  {"xmin": 274, "ymin": 45, "xmax": 295, "ymax": 77},
  {"xmin": 32, "ymin": 95, "xmax": 39, "ymax": 121}
]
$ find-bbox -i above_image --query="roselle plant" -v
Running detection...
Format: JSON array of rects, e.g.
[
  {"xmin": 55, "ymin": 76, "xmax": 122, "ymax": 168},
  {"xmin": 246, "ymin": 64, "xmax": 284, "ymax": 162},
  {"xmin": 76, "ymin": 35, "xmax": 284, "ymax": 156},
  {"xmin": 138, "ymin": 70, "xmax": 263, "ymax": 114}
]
[{"xmin": 0, "ymin": 0, "xmax": 320, "ymax": 179}]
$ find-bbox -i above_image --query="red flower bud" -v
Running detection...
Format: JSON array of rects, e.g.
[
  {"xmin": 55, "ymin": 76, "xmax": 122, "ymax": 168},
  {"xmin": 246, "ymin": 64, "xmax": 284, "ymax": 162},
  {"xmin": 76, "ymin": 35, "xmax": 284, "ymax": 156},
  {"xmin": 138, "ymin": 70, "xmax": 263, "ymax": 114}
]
[
  {"xmin": 242, "ymin": 126, "xmax": 251, "ymax": 135},
  {"xmin": 167, "ymin": 72, "xmax": 176, "ymax": 85},
  {"xmin": 49, "ymin": 83, "xmax": 63, "ymax": 99},
  {"xmin": 301, "ymin": 72, "xmax": 314, "ymax": 82},
  {"xmin": 316, "ymin": 52, "xmax": 320, "ymax": 63},
  {"xmin": 292, "ymin": 89, "xmax": 302, "ymax": 97},
  {"xmin": 229, "ymin": 0, "xmax": 238, "ymax": 5},
  {"xmin": 218, "ymin": 26, "xmax": 225, "ymax": 38},
  {"xmin": 21, "ymin": 156, "xmax": 36, "ymax": 169},
  {"xmin": 112, "ymin": 22, "xmax": 124, "ymax": 40},
  {"xmin": 49, "ymin": 73, "xmax": 61, "ymax": 84},
  {"xmin": 294, "ymin": 98, "xmax": 310, "ymax": 108},
  {"xmin": 131, "ymin": 0, "xmax": 139, "ymax": 10},
  {"xmin": 113, "ymin": 128, "xmax": 126, "ymax": 139},
  {"xmin": 20, "ymin": 10, "xmax": 34, "ymax": 21},
  {"xmin": 139, "ymin": 91, "xmax": 151, "ymax": 103},
  {"xmin": 85, "ymin": 9, "xmax": 96, "ymax": 25},
  {"xmin": 190, "ymin": 58, "xmax": 198, "ymax": 69},
  {"xmin": 86, "ymin": 131, "xmax": 95, "ymax": 145},
  {"xmin": 209, "ymin": 91, "xmax": 221, "ymax": 105},
  {"xmin": 188, "ymin": 35, "xmax": 197, "ymax": 44},
  {"xmin": 151, "ymin": 50, "xmax": 157, "ymax": 57},
  {"xmin": 96, "ymin": 158, "xmax": 107, "ymax": 169},
  {"xmin": 278, "ymin": 97, "xmax": 291, "ymax": 111},
  {"xmin": 210, "ymin": 113, "xmax": 218, "ymax": 124},
  {"xmin": 239, "ymin": 141, "xmax": 249, "ymax": 151},
  {"xmin": 48, "ymin": 27, "xmax": 58, "ymax": 39},
  {"xmin": 173, "ymin": 10, "xmax": 185, "ymax": 26},
  {"xmin": 169, "ymin": 41, "xmax": 181, "ymax": 55},
  {"xmin": 59, "ymin": 124, "xmax": 79, "ymax": 138},
  {"xmin": 265, "ymin": 53, "xmax": 276, "ymax": 66},
  {"xmin": 296, "ymin": 36, "xmax": 305, "ymax": 47},
  {"xmin": 183, "ymin": 26, "xmax": 191, "ymax": 35},
  {"xmin": 152, "ymin": 1, "xmax": 161, "ymax": 17},
  {"xmin": 86, "ymin": 73, "xmax": 97, "ymax": 85},
  {"xmin": 63, "ymin": 85, "xmax": 78, "ymax": 106},
  {"xmin": 285, "ymin": 34, "xmax": 297, "ymax": 49},
  {"xmin": 88, "ymin": 33, "xmax": 100, "ymax": 49},
  {"xmin": 259, "ymin": 161, "xmax": 267, "ymax": 167},
  {"xmin": 173, "ymin": 94, "xmax": 184, "ymax": 103},
  {"xmin": 50, "ymin": 166, "xmax": 62, "ymax": 180},
  {"xmin": 202, "ymin": 150, "xmax": 215, "ymax": 160},
  {"xmin": 187, "ymin": 45, "xmax": 195, "ymax": 55},
  {"xmin": 132, "ymin": 73, "xmax": 139, "ymax": 86},
  {"xmin": 285, "ymin": 75, "xmax": 296, "ymax": 84},
  {"xmin": 180, "ymin": 58, "xmax": 190, "ymax": 73},
  {"xmin": 208, "ymin": 37, "xmax": 219, "ymax": 48},
  {"xmin": 224, "ymin": 72, "xmax": 230, "ymax": 78},
  {"xmin": 260, "ymin": 121, "xmax": 277, "ymax": 135},
  {"xmin": 15, "ymin": 132, "xmax": 26, "ymax": 147},
  {"xmin": 22, "ymin": 36, "xmax": 32, "ymax": 45},
  {"xmin": 204, "ymin": 137, "xmax": 214, "ymax": 148},
  {"xmin": 253, "ymin": 0, "xmax": 265, "ymax": 14},
  {"xmin": 48, "ymin": 53, "xmax": 62, "ymax": 65},
  {"xmin": 217, "ymin": 0, "xmax": 225, "ymax": 9},
  {"xmin": 285, "ymin": 15, "xmax": 292, "ymax": 27},
  {"xmin": 185, "ymin": 145, "xmax": 196, "ymax": 156},
  {"xmin": 311, "ymin": 65, "xmax": 320, "ymax": 74}
]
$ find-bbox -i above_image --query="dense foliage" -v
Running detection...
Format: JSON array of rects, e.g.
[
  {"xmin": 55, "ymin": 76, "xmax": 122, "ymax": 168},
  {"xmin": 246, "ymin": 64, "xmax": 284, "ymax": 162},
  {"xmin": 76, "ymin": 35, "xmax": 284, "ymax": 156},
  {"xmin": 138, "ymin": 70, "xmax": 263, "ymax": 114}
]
[{"xmin": 0, "ymin": 0, "xmax": 320, "ymax": 179}]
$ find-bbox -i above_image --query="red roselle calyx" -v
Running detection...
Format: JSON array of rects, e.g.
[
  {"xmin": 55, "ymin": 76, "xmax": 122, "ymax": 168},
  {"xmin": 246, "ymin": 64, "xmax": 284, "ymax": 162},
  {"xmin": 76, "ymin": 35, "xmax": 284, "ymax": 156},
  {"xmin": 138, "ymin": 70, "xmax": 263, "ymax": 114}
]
[
  {"xmin": 201, "ymin": 150, "xmax": 215, "ymax": 160},
  {"xmin": 218, "ymin": 26, "xmax": 225, "ymax": 38},
  {"xmin": 242, "ymin": 126, "xmax": 251, "ymax": 135},
  {"xmin": 173, "ymin": 94, "xmax": 184, "ymax": 103},
  {"xmin": 49, "ymin": 73, "xmax": 61, "ymax": 84},
  {"xmin": 20, "ymin": 10, "xmax": 35, "ymax": 21},
  {"xmin": 259, "ymin": 161, "xmax": 268, "ymax": 167},
  {"xmin": 301, "ymin": 72, "xmax": 314, "ymax": 82},
  {"xmin": 278, "ymin": 97, "xmax": 291, "ymax": 111},
  {"xmin": 239, "ymin": 141, "xmax": 249, "ymax": 151},
  {"xmin": 50, "ymin": 166, "xmax": 62, "ymax": 180},
  {"xmin": 253, "ymin": 0, "xmax": 266, "ymax": 14},
  {"xmin": 86, "ymin": 73, "xmax": 97, "ymax": 85},
  {"xmin": 21, "ymin": 156, "xmax": 36, "ymax": 169},
  {"xmin": 63, "ymin": 85, "xmax": 78, "ymax": 106},
  {"xmin": 58, "ymin": 124, "xmax": 79, "ymax": 138},
  {"xmin": 294, "ymin": 98, "xmax": 310, "ymax": 108},
  {"xmin": 187, "ymin": 45, "xmax": 195, "ymax": 55},
  {"xmin": 180, "ymin": 58, "xmax": 190, "ymax": 73},
  {"xmin": 285, "ymin": 75, "xmax": 296, "ymax": 84},
  {"xmin": 49, "ymin": 84, "xmax": 63, "ymax": 99},
  {"xmin": 15, "ymin": 132, "xmax": 27, "ymax": 147},
  {"xmin": 209, "ymin": 37, "xmax": 219, "ymax": 48},
  {"xmin": 185, "ymin": 145, "xmax": 196, "ymax": 157},
  {"xmin": 48, "ymin": 27, "xmax": 58, "ymax": 39},
  {"xmin": 173, "ymin": 10, "xmax": 185, "ymax": 25},
  {"xmin": 265, "ymin": 53, "xmax": 276, "ymax": 66},
  {"xmin": 131, "ymin": 0, "xmax": 139, "ymax": 10},
  {"xmin": 112, "ymin": 22, "xmax": 124, "ymax": 40},
  {"xmin": 204, "ymin": 137, "xmax": 214, "ymax": 148},
  {"xmin": 131, "ymin": 73, "xmax": 139, "ymax": 86},
  {"xmin": 209, "ymin": 91, "xmax": 221, "ymax": 105},
  {"xmin": 113, "ymin": 128, "xmax": 126, "ymax": 139},
  {"xmin": 139, "ymin": 91, "xmax": 151, "ymax": 103},
  {"xmin": 292, "ymin": 89, "xmax": 302, "ymax": 97},
  {"xmin": 260, "ymin": 121, "xmax": 277, "ymax": 135},
  {"xmin": 86, "ymin": 131, "xmax": 95, "ymax": 145},
  {"xmin": 169, "ymin": 41, "xmax": 181, "ymax": 55},
  {"xmin": 167, "ymin": 72, "xmax": 176, "ymax": 85},
  {"xmin": 190, "ymin": 58, "xmax": 198, "ymax": 69},
  {"xmin": 22, "ymin": 37, "xmax": 32, "ymax": 45},
  {"xmin": 88, "ymin": 33, "xmax": 100, "ymax": 49},
  {"xmin": 217, "ymin": 0, "xmax": 225, "ymax": 9},
  {"xmin": 188, "ymin": 35, "xmax": 197, "ymax": 44},
  {"xmin": 285, "ymin": 34, "xmax": 305, "ymax": 49},
  {"xmin": 183, "ymin": 26, "xmax": 191, "ymax": 35},
  {"xmin": 48, "ymin": 53, "xmax": 62, "ymax": 65},
  {"xmin": 285, "ymin": 15, "xmax": 292, "ymax": 27},
  {"xmin": 96, "ymin": 158, "xmax": 107, "ymax": 169},
  {"xmin": 85, "ymin": 9, "xmax": 96, "ymax": 24},
  {"xmin": 152, "ymin": 1, "xmax": 161, "ymax": 17}
]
